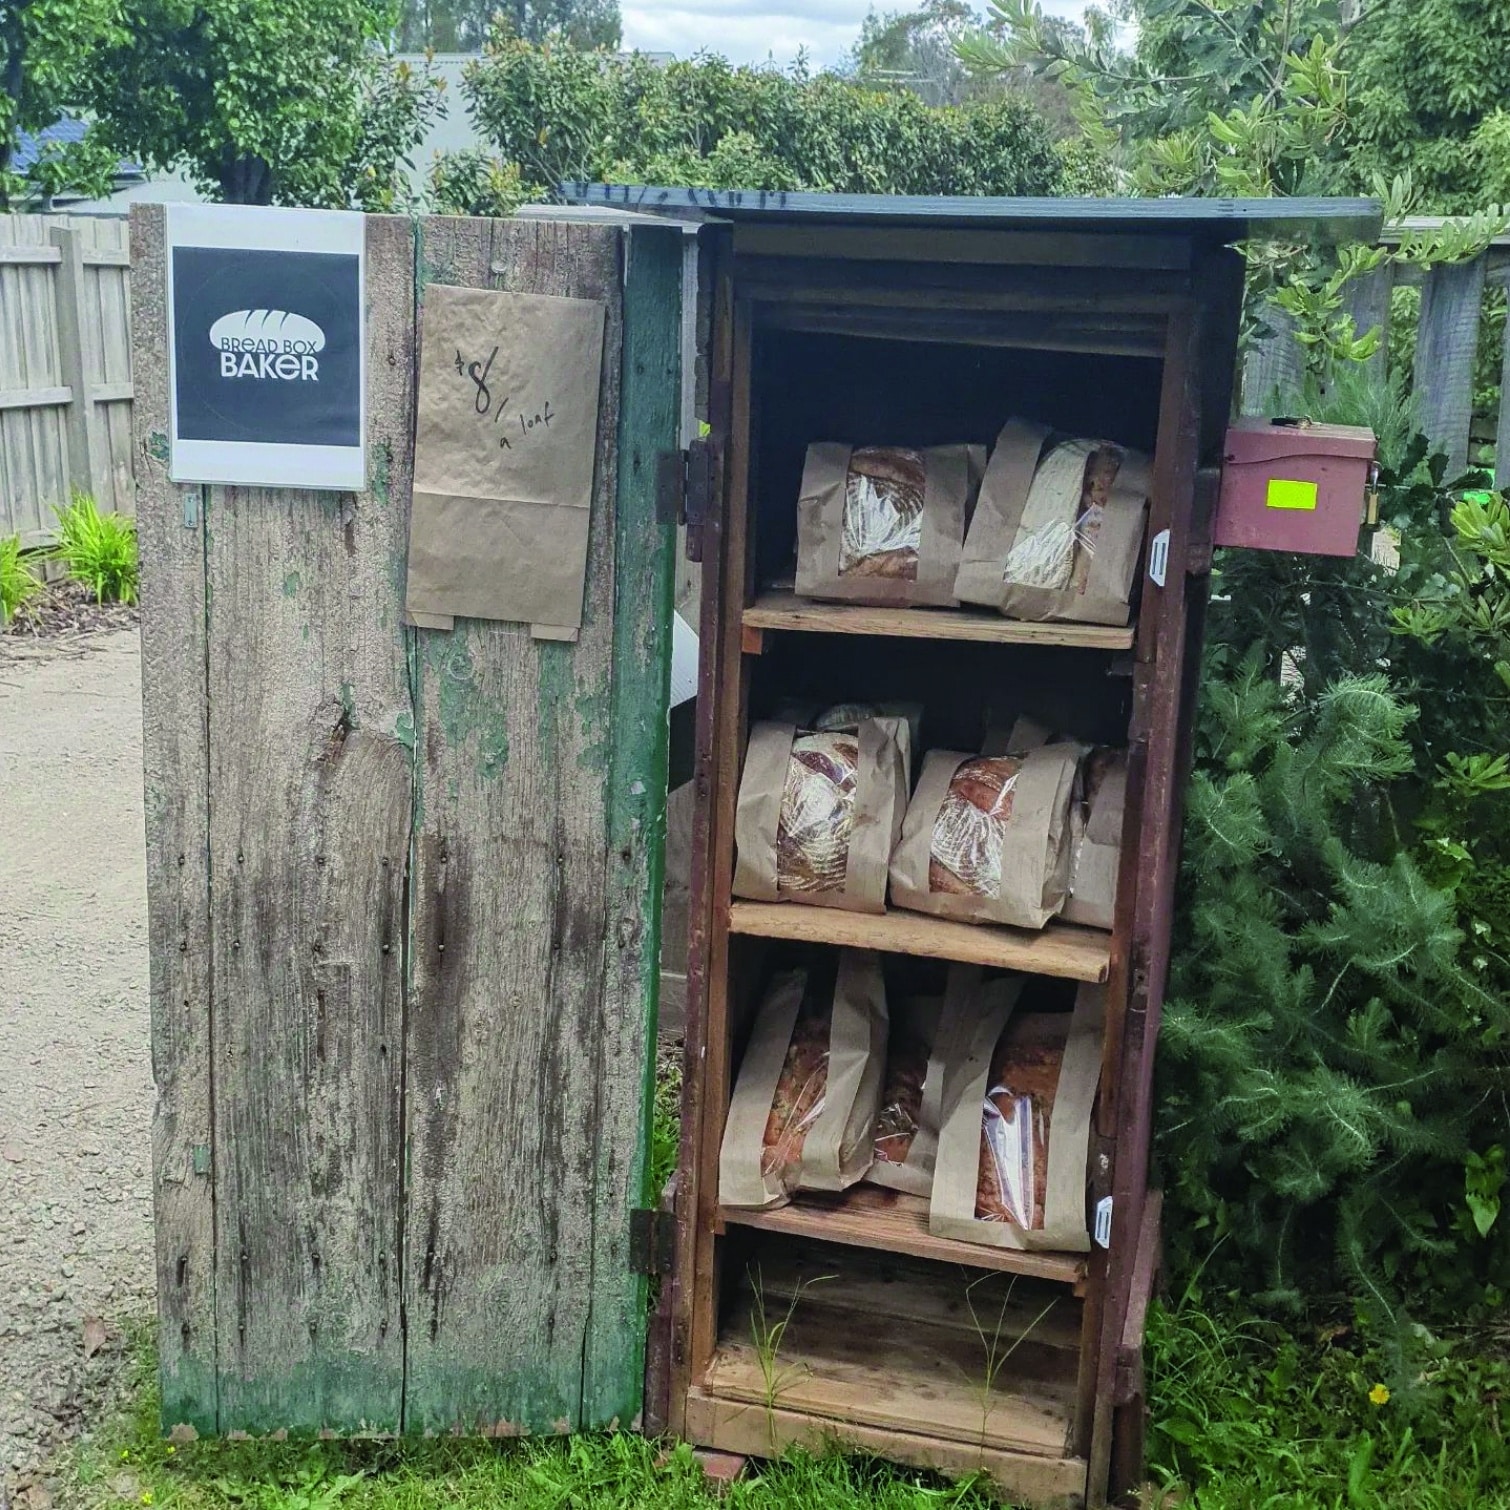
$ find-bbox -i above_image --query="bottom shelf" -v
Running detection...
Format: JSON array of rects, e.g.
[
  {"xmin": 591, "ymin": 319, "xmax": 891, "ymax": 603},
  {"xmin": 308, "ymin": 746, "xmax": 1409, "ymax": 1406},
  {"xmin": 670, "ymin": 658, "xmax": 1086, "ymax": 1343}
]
[
  {"xmin": 700, "ymin": 1306, "xmax": 1076, "ymax": 1456},
  {"xmin": 685, "ymin": 1389, "xmax": 1089, "ymax": 1509}
]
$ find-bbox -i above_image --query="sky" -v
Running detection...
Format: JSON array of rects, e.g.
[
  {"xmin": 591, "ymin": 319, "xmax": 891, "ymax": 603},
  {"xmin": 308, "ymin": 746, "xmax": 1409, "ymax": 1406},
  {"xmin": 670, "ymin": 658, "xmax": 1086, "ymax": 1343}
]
[{"xmin": 620, "ymin": 0, "xmax": 1093, "ymax": 70}]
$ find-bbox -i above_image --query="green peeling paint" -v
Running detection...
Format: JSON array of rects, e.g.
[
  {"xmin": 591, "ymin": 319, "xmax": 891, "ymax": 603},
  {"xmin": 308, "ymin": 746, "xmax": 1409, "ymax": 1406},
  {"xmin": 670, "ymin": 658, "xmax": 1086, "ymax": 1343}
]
[
  {"xmin": 371, "ymin": 440, "xmax": 393, "ymax": 506},
  {"xmin": 338, "ymin": 681, "xmax": 357, "ymax": 727},
  {"xmin": 282, "ymin": 571, "xmax": 301, "ymax": 598},
  {"xmin": 393, "ymin": 710, "xmax": 415, "ymax": 749},
  {"xmin": 148, "ymin": 430, "xmax": 169, "ymax": 463},
  {"xmin": 433, "ymin": 632, "xmax": 511, "ymax": 780}
]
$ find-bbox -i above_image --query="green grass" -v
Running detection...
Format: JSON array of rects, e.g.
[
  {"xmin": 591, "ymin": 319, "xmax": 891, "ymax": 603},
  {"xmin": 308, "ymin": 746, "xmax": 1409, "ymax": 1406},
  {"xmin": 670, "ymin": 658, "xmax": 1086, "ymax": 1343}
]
[
  {"xmin": 1145, "ymin": 1289, "xmax": 1510, "ymax": 1507},
  {"xmin": 60, "ymin": 1323, "xmax": 995, "ymax": 1510},
  {"xmin": 51, "ymin": 493, "xmax": 138, "ymax": 605},
  {"xmin": 56, "ymin": 1296, "xmax": 1510, "ymax": 1510},
  {"xmin": 1, "ymin": 531, "xmax": 42, "ymax": 624}
]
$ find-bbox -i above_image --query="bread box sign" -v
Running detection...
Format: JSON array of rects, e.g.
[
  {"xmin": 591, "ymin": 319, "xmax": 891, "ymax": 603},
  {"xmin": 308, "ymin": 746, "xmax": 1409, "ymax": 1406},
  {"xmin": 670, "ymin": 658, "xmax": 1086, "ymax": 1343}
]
[{"xmin": 1214, "ymin": 418, "xmax": 1377, "ymax": 557}]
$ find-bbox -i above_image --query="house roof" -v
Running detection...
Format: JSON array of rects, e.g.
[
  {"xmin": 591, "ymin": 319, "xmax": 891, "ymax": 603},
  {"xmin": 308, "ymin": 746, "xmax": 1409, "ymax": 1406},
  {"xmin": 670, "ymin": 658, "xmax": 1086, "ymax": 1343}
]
[
  {"xmin": 11, "ymin": 117, "xmax": 142, "ymax": 181},
  {"xmin": 562, "ymin": 184, "xmax": 1383, "ymax": 245}
]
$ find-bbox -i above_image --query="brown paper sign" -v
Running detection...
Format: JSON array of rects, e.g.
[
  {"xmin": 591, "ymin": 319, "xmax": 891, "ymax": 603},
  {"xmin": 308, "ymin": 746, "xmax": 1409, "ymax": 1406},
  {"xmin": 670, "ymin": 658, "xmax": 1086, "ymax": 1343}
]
[{"xmin": 406, "ymin": 285, "xmax": 606, "ymax": 637}]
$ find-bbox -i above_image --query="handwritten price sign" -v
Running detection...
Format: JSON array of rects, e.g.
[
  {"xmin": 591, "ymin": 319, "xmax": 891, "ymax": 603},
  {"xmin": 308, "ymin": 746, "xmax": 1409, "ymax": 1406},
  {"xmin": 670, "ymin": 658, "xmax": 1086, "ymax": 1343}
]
[{"xmin": 454, "ymin": 347, "xmax": 555, "ymax": 448}]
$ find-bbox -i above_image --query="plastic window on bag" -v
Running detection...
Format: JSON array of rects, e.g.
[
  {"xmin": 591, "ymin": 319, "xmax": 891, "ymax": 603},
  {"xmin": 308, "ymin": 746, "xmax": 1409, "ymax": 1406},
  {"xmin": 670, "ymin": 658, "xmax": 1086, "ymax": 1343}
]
[
  {"xmin": 777, "ymin": 732, "xmax": 858, "ymax": 895},
  {"xmin": 974, "ymin": 1031, "xmax": 1062, "ymax": 1229},
  {"xmin": 929, "ymin": 755, "xmax": 1022, "ymax": 898},
  {"xmin": 871, "ymin": 1025, "xmax": 929, "ymax": 1167},
  {"xmin": 760, "ymin": 1000, "xmax": 831, "ymax": 1194},
  {"xmin": 839, "ymin": 447, "xmax": 925, "ymax": 581}
]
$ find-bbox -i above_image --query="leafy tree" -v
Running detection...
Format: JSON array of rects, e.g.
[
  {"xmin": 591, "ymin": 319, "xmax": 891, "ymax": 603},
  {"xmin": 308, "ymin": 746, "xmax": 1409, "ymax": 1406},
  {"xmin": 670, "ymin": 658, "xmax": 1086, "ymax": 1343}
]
[
  {"xmin": 1158, "ymin": 418, "xmax": 1510, "ymax": 1322},
  {"xmin": 442, "ymin": 40, "xmax": 1066, "ymax": 206},
  {"xmin": 0, "ymin": 0, "xmax": 124, "ymax": 208},
  {"xmin": 1347, "ymin": 0, "xmax": 1510, "ymax": 214},
  {"xmin": 80, "ymin": 0, "xmax": 444, "ymax": 206},
  {"xmin": 398, "ymin": 0, "xmax": 621, "ymax": 52}
]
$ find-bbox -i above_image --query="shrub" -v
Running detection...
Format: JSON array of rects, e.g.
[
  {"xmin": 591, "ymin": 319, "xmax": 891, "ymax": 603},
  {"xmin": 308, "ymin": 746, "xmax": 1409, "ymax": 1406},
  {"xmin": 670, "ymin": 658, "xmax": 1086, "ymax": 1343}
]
[
  {"xmin": 456, "ymin": 41, "xmax": 1067, "ymax": 203},
  {"xmin": 52, "ymin": 493, "xmax": 138, "ymax": 605},
  {"xmin": 0, "ymin": 533, "xmax": 42, "ymax": 625}
]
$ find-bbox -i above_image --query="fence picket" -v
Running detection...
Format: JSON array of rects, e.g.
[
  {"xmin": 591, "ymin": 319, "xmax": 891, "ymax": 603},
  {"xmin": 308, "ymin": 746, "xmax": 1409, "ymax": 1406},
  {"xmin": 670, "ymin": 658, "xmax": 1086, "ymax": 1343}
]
[{"xmin": 1414, "ymin": 255, "xmax": 1486, "ymax": 476}]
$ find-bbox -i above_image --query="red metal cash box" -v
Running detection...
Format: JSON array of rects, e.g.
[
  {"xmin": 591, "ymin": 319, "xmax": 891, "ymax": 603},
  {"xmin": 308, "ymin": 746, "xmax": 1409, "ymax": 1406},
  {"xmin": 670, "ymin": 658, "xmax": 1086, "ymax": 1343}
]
[{"xmin": 1215, "ymin": 417, "xmax": 1377, "ymax": 557}]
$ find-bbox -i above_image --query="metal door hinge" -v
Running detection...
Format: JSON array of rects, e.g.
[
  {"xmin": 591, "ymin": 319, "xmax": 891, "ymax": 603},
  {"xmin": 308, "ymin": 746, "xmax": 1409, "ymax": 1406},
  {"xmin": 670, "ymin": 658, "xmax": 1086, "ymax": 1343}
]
[
  {"xmin": 656, "ymin": 436, "xmax": 715, "ymax": 565},
  {"xmin": 629, "ymin": 1207, "xmax": 676, "ymax": 1277}
]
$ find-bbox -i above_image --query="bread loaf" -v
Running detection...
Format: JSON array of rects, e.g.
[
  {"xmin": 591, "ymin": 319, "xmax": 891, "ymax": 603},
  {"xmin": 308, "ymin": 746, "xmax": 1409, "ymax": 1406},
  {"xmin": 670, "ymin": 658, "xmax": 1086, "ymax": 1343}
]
[
  {"xmin": 928, "ymin": 755, "xmax": 1022, "ymax": 897},
  {"xmin": 871, "ymin": 1021, "xmax": 930, "ymax": 1169},
  {"xmin": 776, "ymin": 732, "xmax": 858, "ymax": 896},
  {"xmin": 975, "ymin": 1016, "xmax": 1065, "ymax": 1230},
  {"xmin": 839, "ymin": 446, "xmax": 926, "ymax": 580},
  {"xmin": 1068, "ymin": 445, "xmax": 1124, "ymax": 594},
  {"xmin": 1001, "ymin": 441, "xmax": 1090, "ymax": 591},
  {"xmin": 760, "ymin": 998, "xmax": 832, "ymax": 1192}
]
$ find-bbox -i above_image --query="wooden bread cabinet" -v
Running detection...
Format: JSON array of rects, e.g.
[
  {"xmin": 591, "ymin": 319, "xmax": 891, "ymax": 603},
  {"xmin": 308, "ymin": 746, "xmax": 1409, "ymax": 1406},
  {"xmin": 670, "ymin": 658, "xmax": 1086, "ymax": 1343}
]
[{"xmin": 574, "ymin": 191, "xmax": 1381, "ymax": 1509}]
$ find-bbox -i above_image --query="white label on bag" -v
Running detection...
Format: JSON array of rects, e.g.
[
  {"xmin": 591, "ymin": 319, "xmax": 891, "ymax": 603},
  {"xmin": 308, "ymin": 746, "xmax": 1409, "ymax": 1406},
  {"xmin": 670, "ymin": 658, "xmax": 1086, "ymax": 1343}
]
[
  {"xmin": 1094, "ymin": 1195, "xmax": 1114, "ymax": 1249},
  {"xmin": 1148, "ymin": 528, "xmax": 1170, "ymax": 588}
]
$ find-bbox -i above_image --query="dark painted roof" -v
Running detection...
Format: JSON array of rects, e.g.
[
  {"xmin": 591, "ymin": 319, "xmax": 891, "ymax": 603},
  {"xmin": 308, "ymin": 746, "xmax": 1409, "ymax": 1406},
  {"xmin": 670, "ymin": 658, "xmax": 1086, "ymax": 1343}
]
[
  {"xmin": 12, "ymin": 117, "xmax": 141, "ymax": 180},
  {"xmin": 562, "ymin": 183, "xmax": 1381, "ymax": 243}
]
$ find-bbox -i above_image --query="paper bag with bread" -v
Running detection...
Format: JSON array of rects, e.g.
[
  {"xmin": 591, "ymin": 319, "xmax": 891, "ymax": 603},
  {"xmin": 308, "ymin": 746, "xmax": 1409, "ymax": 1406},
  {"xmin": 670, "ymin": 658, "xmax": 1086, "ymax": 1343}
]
[
  {"xmin": 954, "ymin": 418, "xmax": 1151, "ymax": 626},
  {"xmin": 796, "ymin": 442, "xmax": 985, "ymax": 607}
]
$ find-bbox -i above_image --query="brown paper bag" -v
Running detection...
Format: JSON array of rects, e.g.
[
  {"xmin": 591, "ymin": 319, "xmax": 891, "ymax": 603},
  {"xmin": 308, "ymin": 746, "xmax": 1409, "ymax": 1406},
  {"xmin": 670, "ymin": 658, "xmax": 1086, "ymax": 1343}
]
[
  {"xmin": 930, "ymin": 981, "xmax": 1103, "ymax": 1252},
  {"xmin": 719, "ymin": 950, "xmax": 889, "ymax": 1209},
  {"xmin": 796, "ymin": 443, "xmax": 986, "ymax": 607},
  {"xmin": 954, "ymin": 419, "xmax": 1151, "ymax": 627},
  {"xmin": 733, "ymin": 717, "xmax": 911, "ymax": 914},
  {"xmin": 888, "ymin": 743, "xmax": 1079, "ymax": 930},
  {"xmin": 1062, "ymin": 747, "xmax": 1127, "ymax": 931},
  {"xmin": 866, "ymin": 963, "xmax": 978, "ymax": 1197},
  {"xmin": 406, "ymin": 285, "xmax": 606, "ymax": 637}
]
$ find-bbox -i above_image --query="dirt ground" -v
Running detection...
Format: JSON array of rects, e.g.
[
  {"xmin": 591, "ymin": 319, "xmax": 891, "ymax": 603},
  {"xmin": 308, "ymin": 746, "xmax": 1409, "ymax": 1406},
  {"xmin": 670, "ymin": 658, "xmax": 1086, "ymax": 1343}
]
[{"xmin": 0, "ymin": 630, "xmax": 154, "ymax": 1491}]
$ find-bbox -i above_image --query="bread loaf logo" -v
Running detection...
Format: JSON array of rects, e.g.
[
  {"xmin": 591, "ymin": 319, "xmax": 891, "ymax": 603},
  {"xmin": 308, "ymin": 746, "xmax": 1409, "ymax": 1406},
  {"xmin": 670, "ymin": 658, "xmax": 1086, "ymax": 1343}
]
[{"xmin": 209, "ymin": 309, "xmax": 325, "ymax": 381}]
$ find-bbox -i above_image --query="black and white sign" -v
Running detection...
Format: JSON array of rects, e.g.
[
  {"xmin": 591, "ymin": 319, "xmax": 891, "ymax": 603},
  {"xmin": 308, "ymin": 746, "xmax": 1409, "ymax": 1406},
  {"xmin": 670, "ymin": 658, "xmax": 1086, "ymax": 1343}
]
[{"xmin": 167, "ymin": 205, "xmax": 365, "ymax": 491}]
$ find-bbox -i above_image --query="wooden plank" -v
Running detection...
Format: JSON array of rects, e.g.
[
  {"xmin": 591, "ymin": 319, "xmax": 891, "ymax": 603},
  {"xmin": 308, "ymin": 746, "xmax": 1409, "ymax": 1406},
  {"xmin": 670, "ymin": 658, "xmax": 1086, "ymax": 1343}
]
[
  {"xmin": 742, "ymin": 1238, "xmax": 1082, "ymax": 1349},
  {"xmin": 1343, "ymin": 261, "xmax": 1393, "ymax": 379},
  {"xmin": 727, "ymin": 902, "xmax": 1112, "ymax": 981},
  {"xmin": 1414, "ymin": 255, "xmax": 1486, "ymax": 477},
  {"xmin": 81, "ymin": 247, "xmax": 131, "ymax": 267},
  {"xmin": 205, "ymin": 215, "xmax": 414, "ymax": 1433},
  {"xmin": 132, "ymin": 203, "xmax": 217, "ymax": 1438},
  {"xmin": 702, "ymin": 1306, "xmax": 1076, "ymax": 1457},
  {"xmin": 732, "ymin": 223, "xmax": 1191, "ymax": 270},
  {"xmin": 580, "ymin": 223, "xmax": 682, "ymax": 1430},
  {"xmin": 402, "ymin": 216, "xmax": 632, "ymax": 1435},
  {"xmin": 724, "ymin": 1190, "xmax": 1088, "ymax": 1292},
  {"xmin": 755, "ymin": 302, "xmax": 1167, "ymax": 358},
  {"xmin": 1240, "ymin": 303, "xmax": 1303, "ymax": 415},
  {"xmin": 0, "ymin": 245, "xmax": 61, "ymax": 264},
  {"xmin": 668, "ymin": 231, "xmax": 737, "ymax": 1440},
  {"xmin": 0, "ymin": 386, "xmax": 71, "ymax": 410},
  {"xmin": 89, "ymin": 380, "xmax": 134, "ymax": 404},
  {"xmin": 1495, "ymin": 290, "xmax": 1510, "ymax": 486},
  {"xmin": 744, "ymin": 591, "xmax": 1136, "ymax": 649},
  {"xmin": 685, "ymin": 1391, "xmax": 1088, "ymax": 1510},
  {"xmin": 51, "ymin": 227, "xmax": 101, "ymax": 501}
]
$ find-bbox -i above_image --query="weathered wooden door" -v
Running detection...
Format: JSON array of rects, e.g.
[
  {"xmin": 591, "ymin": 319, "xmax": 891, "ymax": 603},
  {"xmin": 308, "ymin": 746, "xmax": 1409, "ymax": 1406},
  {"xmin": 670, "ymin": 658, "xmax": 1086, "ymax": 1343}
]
[{"xmin": 133, "ymin": 208, "xmax": 682, "ymax": 1437}]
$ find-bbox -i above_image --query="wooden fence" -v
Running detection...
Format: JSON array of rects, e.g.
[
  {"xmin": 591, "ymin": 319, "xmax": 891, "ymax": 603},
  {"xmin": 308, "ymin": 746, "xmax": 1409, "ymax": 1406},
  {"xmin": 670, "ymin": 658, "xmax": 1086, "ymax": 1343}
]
[
  {"xmin": 0, "ymin": 214, "xmax": 133, "ymax": 546},
  {"xmin": 1242, "ymin": 220, "xmax": 1510, "ymax": 478}
]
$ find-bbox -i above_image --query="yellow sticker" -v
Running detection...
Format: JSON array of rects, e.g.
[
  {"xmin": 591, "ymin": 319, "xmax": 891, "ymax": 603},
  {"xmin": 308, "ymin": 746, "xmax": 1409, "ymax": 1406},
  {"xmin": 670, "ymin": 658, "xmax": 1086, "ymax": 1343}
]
[{"xmin": 1267, "ymin": 478, "xmax": 1318, "ymax": 511}]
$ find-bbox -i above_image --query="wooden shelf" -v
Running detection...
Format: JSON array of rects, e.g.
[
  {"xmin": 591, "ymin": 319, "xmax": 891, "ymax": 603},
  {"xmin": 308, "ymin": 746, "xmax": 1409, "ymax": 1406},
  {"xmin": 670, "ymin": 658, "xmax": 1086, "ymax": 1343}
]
[
  {"xmin": 727, "ymin": 901, "xmax": 1111, "ymax": 982},
  {"xmin": 698, "ymin": 1295, "xmax": 1079, "ymax": 1462},
  {"xmin": 743, "ymin": 591, "xmax": 1136, "ymax": 650},
  {"xmin": 721, "ymin": 1185, "xmax": 1089, "ymax": 1290}
]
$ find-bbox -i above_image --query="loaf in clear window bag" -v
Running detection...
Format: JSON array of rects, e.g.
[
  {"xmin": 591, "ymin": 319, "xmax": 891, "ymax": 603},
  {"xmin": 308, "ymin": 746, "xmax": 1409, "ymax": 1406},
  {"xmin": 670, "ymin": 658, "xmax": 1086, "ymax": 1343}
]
[
  {"xmin": 954, "ymin": 418, "xmax": 1151, "ymax": 627},
  {"xmin": 796, "ymin": 442, "xmax": 985, "ymax": 607},
  {"xmin": 734, "ymin": 716, "xmax": 910, "ymax": 914},
  {"xmin": 719, "ymin": 951, "xmax": 889, "ymax": 1210},
  {"xmin": 930, "ymin": 979, "xmax": 1105, "ymax": 1252},
  {"xmin": 889, "ymin": 742, "xmax": 1079, "ymax": 930}
]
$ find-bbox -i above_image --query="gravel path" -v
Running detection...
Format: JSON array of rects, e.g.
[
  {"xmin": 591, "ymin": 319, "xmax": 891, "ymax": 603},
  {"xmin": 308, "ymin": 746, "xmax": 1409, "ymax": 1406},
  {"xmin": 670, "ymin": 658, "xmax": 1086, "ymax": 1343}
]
[{"xmin": 0, "ymin": 630, "xmax": 154, "ymax": 1493}]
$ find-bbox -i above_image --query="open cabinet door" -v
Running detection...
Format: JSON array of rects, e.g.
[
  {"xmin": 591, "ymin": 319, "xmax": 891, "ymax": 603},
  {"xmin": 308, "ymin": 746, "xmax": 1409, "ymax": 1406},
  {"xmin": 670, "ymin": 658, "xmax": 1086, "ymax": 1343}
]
[{"xmin": 133, "ymin": 207, "xmax": 682, "ymax": 1438}]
